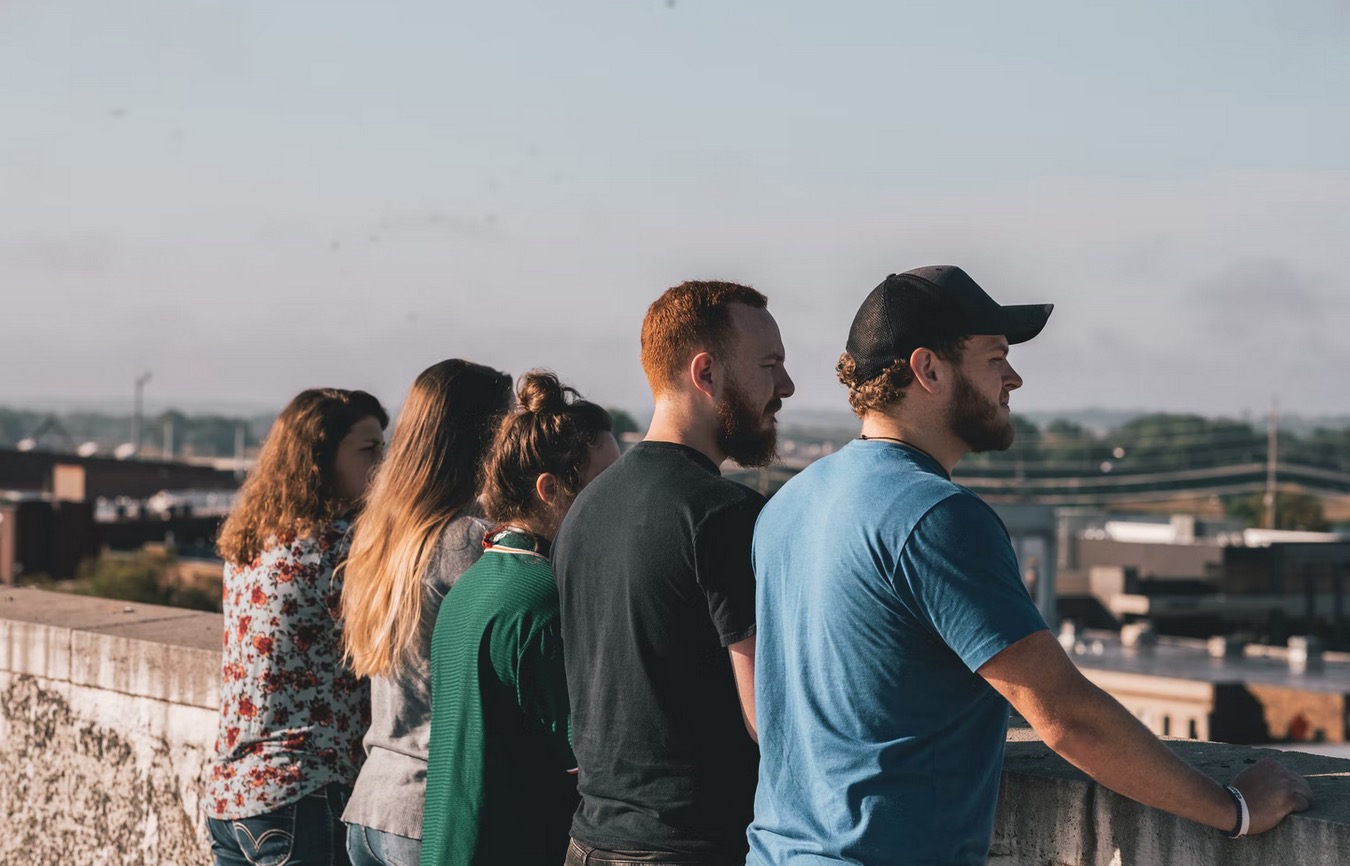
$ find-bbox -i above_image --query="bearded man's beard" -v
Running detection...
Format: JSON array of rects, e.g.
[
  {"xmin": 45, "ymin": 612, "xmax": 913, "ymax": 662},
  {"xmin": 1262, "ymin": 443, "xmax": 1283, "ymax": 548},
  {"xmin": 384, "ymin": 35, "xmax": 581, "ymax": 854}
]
[
  {"xmin": 949, "ymin": 369, "xmax": 1015, "ymax": 453},
  {"xmin": 716, "ymin": 377, "xmax": 781, "ymax": 468}
]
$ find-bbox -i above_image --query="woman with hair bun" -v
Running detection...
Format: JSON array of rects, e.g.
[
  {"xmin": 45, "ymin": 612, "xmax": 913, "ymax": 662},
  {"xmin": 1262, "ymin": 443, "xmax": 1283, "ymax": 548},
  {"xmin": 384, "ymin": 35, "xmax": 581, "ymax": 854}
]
[
  {"xmin": 339, "ymin": 359, "xmax": 514, "ymax": 866},
  {"xmin": 420, "ymin": 370, "xmax": 621, "ymax": 866},
  {"xmin": 207, "ymin": 387, "xmax": 389, "ymax": 866}
]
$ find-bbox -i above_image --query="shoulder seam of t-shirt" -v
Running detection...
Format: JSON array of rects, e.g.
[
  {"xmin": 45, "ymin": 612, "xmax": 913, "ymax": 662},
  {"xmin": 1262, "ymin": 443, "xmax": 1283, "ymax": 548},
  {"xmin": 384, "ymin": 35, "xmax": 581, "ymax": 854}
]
[
  {"xmin": 890, "ymin": 489, "xmax": 977, "ymax": 595},
  {"xmin": 691, "ymin": 487, "xmax": 761, "ymax": 539},
  {"xmin": 953, "ymin": 484, "xmax": 1012, "ymax": 542}
]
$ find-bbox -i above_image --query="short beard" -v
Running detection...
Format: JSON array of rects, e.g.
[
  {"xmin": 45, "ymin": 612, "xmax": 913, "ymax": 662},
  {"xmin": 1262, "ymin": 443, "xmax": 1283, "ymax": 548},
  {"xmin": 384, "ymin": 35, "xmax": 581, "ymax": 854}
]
[
  {"xmin": 949, "ymin": 369, "xmax": 1015, "ymax": 453},
  {"xmin": 716, "ymin": 377, "xmax": 781, "ymax": 468}
]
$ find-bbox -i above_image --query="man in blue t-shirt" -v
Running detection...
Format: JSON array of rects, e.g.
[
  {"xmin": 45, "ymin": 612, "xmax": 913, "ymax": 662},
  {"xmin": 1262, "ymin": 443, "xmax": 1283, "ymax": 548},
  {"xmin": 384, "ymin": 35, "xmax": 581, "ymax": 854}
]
[{"xmin": 749, "ymin": 266, "xmax": 1313, "ymax": 865}]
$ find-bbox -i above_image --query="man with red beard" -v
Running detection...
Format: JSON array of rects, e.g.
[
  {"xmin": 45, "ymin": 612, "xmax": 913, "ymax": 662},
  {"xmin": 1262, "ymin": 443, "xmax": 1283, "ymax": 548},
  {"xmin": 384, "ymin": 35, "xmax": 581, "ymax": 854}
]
[
  {"xmin": 554, "ymin": 280, "xmax": 795, "ymax": 866},
  {"xmin": 747, "ymin": 266, "xmax": 1312, "ymax": 866}
]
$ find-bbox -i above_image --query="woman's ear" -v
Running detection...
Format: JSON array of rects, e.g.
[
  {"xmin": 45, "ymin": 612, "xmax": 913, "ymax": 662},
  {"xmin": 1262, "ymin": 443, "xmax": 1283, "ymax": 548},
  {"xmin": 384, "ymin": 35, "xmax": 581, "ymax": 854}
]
[{"xmin": 535, "ymin": 472, "xmax": 561, "ymax": 507}]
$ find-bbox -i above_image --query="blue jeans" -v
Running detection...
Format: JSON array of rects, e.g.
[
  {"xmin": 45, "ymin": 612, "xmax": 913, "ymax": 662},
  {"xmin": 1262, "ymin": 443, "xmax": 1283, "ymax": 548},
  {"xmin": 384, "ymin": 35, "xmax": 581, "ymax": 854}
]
[
  {"xmin": 564, "ymin": 838, "xmax": 740, "ymax": 866},
  {"xmin": 346, "ymin": 823, "xmax": 422, "ymax": 866},
  {"xmin": 208, "ymin": 784, "xmax": 353, "ymax": 866}
]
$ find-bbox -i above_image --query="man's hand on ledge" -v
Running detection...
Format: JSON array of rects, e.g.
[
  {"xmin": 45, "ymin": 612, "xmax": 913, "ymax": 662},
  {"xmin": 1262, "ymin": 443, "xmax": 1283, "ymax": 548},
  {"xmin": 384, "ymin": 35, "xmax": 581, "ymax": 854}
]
[
  {"xmin": 982, "ymin": 630, "xmax": 1316, "ymax": 837},
  {"xmin": 1233, "ymin": 757, "xmax": 1313, "ymax": 835}
]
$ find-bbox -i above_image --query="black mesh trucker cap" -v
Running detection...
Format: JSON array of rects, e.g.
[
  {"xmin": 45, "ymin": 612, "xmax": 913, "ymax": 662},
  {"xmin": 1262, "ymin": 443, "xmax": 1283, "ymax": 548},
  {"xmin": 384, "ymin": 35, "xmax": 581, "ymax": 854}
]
[{"xmin": 845, "ymin": 265, "xmax": 1053, "ymax": 383}]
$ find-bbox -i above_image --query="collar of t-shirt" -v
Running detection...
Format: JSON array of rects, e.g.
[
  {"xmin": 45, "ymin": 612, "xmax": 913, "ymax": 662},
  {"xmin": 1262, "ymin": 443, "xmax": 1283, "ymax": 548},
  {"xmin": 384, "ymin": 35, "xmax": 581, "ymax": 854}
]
[
  {"xmin": 484, "ymin": 526, "xmax": 552, "ymax": 558},
  {"xmin": 852, "ymin": 437, "xmax": 951, "ymax": 481},
  {"xmin": 630, "ymin": 440, "xmax": 721, "ymax": 476}
]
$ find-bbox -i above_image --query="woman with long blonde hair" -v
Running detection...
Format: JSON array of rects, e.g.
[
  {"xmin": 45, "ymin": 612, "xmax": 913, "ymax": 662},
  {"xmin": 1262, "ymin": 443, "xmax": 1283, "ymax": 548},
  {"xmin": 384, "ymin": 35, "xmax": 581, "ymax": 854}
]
[
  {"xmin": 206, "ymin": 387, "xmax": 388, "ymax": 866},
  {"xmin": 340, "ymin": 358, "xmax": 513, "ymax": 866}
]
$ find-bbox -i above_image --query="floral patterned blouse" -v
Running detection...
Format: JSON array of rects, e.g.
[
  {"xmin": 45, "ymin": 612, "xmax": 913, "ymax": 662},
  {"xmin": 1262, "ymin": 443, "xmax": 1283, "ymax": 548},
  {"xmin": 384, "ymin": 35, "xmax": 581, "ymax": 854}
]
[{"xmin": 206, "ymin": 520, "xmax": 370, "ymax": 819}]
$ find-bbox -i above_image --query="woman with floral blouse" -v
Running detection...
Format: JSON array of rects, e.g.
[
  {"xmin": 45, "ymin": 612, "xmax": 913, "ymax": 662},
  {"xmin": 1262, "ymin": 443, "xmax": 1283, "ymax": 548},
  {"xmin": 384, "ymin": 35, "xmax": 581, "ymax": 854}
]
[{"xmin": 206, "ymin": 387, "xmax": 389, "ymax": 866}]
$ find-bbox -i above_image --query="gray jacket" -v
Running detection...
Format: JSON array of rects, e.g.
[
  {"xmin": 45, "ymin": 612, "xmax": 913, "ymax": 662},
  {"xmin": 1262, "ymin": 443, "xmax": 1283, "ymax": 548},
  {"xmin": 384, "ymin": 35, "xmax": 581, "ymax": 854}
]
[{"xmin": 341, "ymin": 511, "xmax": 489, "ymax": 838}]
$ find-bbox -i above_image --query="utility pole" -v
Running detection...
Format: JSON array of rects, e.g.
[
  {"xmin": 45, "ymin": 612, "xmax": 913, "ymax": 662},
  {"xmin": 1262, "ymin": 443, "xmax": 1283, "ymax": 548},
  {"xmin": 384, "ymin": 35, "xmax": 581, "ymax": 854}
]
[
  {"xmin": 163, "ymin": 415, "xmax": 174, "ymax": 461},
  {"xmin": 234, "ymin": 423, "xmax": 246, "ymax": 481},
  {"xmin": 131, "ymin": 371, "xmax": 152, "ymax": 457},
  {"xmin": 1264, "ymin": 400, "xmax": 1278, "ymax": 530}
]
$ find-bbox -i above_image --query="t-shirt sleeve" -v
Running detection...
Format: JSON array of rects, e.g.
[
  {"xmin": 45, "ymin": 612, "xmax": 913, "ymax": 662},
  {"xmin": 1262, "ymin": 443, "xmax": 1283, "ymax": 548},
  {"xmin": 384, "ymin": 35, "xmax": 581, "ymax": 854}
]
[
  {"xmin": 516, "ymin": 611, "xmax": 577, "ymax": 771},
  {"xmin": 898, "ymin": 493, "xmax": 1048, "ymax": 672},
  {"xmin": 694, "ymin": 494, "xmax": 764, "ymax": 647}
]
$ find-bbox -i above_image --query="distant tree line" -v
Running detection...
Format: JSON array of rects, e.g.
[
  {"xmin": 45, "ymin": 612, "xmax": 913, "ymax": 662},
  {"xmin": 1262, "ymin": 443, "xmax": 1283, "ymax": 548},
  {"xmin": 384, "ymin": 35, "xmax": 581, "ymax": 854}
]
[
  {"xmin": 0, "ymin": 407, "xmax": 274, "ymax": 458},
  {"xmin": 964, "ymin": 413, "xmax": 1350, "ymax": 474},
  {"xmin": 4, "ymin": 406, "xmax": 1347, "ymax": 531},
  {"xmin": 960, "ymin": 413, "xmax": 1350, "ymax": 532}
]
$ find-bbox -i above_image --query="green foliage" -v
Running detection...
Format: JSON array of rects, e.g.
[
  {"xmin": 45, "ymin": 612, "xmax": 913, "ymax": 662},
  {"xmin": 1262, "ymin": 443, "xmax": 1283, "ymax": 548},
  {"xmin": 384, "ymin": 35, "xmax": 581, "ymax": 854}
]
[
  {"xmin": 965, "ymin": 412, "xmax": 1350, "ymax": 476},
  {"xmin": 1285, "ymin": 427, "xmax": 1350, "ymax": 472},
  {"xmin": 1109, "ymin": 414, "xmax": 1265, "ymax": 469},
  {"xmin": 1224, "ymin": 492, "xmax": 1330, "ymax": 532},
  {"xmin": 1045, "ymin": 419, "xmax": 1086, "ymax": 438},
  {"xmin": 72, "ymin": 550, "xmax": 221, "ymax": 612},
  {"xmin": 606, "ymin": 407, "xmax": 642, "ymax": 438}
]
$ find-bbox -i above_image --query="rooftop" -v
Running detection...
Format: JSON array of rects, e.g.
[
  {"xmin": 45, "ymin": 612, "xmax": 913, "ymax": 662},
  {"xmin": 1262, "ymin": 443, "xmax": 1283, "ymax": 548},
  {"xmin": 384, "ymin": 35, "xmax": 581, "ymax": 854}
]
[{"xmin": 1068, "ymin": 628, "xmax": 1350, "ymax": 694}]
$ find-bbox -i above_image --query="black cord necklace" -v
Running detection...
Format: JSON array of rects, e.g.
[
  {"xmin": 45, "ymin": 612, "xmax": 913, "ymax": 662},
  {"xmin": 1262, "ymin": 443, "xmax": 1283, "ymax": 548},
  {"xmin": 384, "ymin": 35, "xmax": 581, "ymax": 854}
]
[{"xmin": 858, "ymin": 434, "xmax": 945, "ymax": 470}]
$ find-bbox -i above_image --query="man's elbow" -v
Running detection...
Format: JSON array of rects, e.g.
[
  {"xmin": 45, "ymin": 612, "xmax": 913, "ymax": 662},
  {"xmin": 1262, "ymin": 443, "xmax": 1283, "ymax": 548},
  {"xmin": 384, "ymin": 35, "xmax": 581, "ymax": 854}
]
[
  {"xmin": 1036, "ymin": 716, "xmax": 1094, "ymax": 757},
  {"xmin": 1026, "ymin": 687, "xmax": 1111, "ymax": 759}
]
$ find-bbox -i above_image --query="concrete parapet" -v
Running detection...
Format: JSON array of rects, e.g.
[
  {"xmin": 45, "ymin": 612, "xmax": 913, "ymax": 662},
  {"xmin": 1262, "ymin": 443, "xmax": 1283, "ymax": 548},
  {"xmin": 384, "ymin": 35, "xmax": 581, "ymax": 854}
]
[
  {"xmin": 0, "ymin": 587, "xmax": 219, "ymax": 865},
  {"xmin": 994, "ymin": 727, "xmax": 1350, "ymax": 865},
  {"xmin": 3, "ymin": 587, "xmax": 1349, "ymax": 864}
]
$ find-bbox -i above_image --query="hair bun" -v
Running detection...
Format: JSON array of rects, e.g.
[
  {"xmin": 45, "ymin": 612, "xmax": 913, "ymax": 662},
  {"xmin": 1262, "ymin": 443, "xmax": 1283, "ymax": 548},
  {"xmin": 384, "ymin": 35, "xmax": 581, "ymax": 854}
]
[{"xmin": 516, "ymin": 370, "xmax": 576, "ymax": 415}]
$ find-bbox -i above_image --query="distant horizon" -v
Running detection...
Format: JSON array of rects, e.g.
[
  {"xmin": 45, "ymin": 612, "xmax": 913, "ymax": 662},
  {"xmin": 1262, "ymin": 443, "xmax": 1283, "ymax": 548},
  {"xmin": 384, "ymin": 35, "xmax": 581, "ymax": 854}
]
[{"xmin": 3, "ymin": 395, "xmax": 1348, "ymax": 434}]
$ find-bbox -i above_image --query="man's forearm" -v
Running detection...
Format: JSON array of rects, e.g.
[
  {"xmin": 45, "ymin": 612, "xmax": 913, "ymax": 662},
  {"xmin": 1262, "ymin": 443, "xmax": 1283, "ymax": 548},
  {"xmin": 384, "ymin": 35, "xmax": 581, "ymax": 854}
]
[{"xmin": 1040, "ymin": 681, "xmax": 1235, "ymax": 831}]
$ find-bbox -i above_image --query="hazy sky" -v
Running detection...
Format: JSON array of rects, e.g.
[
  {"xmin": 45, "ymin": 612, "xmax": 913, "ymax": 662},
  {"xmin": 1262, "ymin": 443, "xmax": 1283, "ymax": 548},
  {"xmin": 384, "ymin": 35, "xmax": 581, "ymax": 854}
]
[{"xmin": 3, "ymin": 0, "xmax": 1348, "ymax": 419}]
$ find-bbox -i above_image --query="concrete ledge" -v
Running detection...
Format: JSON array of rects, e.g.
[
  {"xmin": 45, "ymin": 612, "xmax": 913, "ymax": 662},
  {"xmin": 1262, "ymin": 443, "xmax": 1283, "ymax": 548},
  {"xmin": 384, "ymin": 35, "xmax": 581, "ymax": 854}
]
[
  {"xmin": 995, "ymin": 728, "xmax": 1350, "ymax": 865},
  {"xmin": 1, "ymin": 587, "xmax": 219, "ymax": 709},
  {"xmin": 0, "ymin": 588, "xmax": 221, "ymax": 864},
  {"xmin": 4, "ymin": 588, "xmax": 1350, "ymax": 864}
]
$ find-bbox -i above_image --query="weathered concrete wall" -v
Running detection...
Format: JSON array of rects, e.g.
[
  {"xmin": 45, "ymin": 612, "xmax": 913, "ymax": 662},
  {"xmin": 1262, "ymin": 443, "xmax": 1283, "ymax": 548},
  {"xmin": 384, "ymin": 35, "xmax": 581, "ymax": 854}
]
[
  {"xmin": 3, "ymin": 587, "xmax": 1350, "ymax": 865},
  {"xmin": 0, "ymin": 588, "xmax": 219, "ymax": 865},
  {"xmin": 993, "ymin": 727, "xmax": 1350, "ymax": 865}
]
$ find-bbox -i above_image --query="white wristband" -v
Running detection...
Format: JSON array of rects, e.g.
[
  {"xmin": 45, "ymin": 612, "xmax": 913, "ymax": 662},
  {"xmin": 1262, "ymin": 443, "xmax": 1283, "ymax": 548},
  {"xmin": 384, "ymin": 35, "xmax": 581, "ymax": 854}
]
[{"xmin": 1224, "ymin": 785, "xmax": 1250, "ymax": 839}]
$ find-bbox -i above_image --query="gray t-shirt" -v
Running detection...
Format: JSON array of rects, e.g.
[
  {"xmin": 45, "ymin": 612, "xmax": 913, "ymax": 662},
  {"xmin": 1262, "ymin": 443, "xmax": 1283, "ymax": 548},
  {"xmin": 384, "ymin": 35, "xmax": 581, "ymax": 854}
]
[{"xmin": 342, "ymin": 511, "xmax": 489, "ymax": 838}]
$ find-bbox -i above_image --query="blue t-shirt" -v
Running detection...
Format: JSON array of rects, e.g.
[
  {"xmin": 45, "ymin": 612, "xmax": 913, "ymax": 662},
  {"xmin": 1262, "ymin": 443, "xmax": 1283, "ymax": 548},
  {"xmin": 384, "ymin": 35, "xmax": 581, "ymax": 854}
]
[{"xmin": 748, "ymin": 439, "xmax": 1048, "ymax": 866}]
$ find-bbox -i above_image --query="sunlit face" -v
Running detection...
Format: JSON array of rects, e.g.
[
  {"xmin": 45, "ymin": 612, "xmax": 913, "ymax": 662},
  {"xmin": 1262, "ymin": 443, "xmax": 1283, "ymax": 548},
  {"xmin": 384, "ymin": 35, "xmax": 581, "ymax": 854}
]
[
  {"xmin": 947, "ymin": 334, "xmax": 1023, "ymax": 453},
  {"xmin": 333, "ymin": 415, "xmax": 386, "ymax": 502},
  {"xmin": 715, "ymin": 304, "xmax": 796, "ymax": 467}
]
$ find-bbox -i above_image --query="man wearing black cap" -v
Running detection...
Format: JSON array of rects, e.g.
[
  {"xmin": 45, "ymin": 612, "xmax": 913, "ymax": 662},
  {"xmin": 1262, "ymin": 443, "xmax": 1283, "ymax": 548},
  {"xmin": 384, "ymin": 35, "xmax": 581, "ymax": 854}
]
[{"xmin": 746, "ymin": 266, "xmax": 1312, "ymax": 865}]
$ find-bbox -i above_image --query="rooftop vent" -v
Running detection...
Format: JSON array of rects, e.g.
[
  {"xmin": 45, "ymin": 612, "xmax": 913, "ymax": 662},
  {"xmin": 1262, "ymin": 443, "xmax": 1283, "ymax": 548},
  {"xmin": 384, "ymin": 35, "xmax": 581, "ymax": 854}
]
[
  {"xmin": 1207, "ymin": 635, "xmax": 1246, "ymax": 659},
  {"xmin": 1288, "ymin": 636, "xmax": 1324, "ymax": 673},
  {"xmin": 1121, "ymin": 621, "xmax": 1157, "ymax": 651}
]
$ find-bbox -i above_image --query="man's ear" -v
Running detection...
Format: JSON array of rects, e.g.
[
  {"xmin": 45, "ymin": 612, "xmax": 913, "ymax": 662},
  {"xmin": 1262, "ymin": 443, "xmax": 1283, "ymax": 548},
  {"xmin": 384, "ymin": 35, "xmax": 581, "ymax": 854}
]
[
  {"xmin": 909, "ymin": 348, "xmax": 946, "ymax": 396},
  {"xmin": 535, "ymin": 472, "xmax": 561, "ymax": 507},
  {"xmin": 689, "ymin": 352, "xmax": 716, "ymax": 400}
]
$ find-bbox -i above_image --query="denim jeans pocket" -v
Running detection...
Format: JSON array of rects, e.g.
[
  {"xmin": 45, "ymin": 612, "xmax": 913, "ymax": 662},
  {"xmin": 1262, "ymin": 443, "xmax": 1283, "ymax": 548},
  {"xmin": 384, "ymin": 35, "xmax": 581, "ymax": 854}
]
[
  {"xmin": 230, "ymin": 803, "xmax": 298, "ymax": 866},
  {"xmin": 347, "ymin": 823, "xmax": 421, "ymax": 866}
]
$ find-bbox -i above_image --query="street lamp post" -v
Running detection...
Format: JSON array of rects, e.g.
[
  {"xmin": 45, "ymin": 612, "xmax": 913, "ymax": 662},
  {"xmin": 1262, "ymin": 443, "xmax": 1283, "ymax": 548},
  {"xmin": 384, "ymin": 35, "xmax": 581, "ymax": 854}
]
[{"xmin": 131, "ymin": 371, "xmax": 152, "ymax": 457}]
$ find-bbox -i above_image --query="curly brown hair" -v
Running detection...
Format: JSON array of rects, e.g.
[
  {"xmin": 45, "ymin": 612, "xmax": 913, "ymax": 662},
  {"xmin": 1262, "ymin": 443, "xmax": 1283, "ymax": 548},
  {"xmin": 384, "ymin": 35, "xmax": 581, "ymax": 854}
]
[
  {"xmin": 217, "ymin": 388, "xmax": 388, "ymax": 566},
  {"xmin": 836, "ymin": 337, "xmax": 967, "ymax": 419},
  {"xmin": 640, "ymin": 280, "xmax": 768, "ymax": 395}
]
